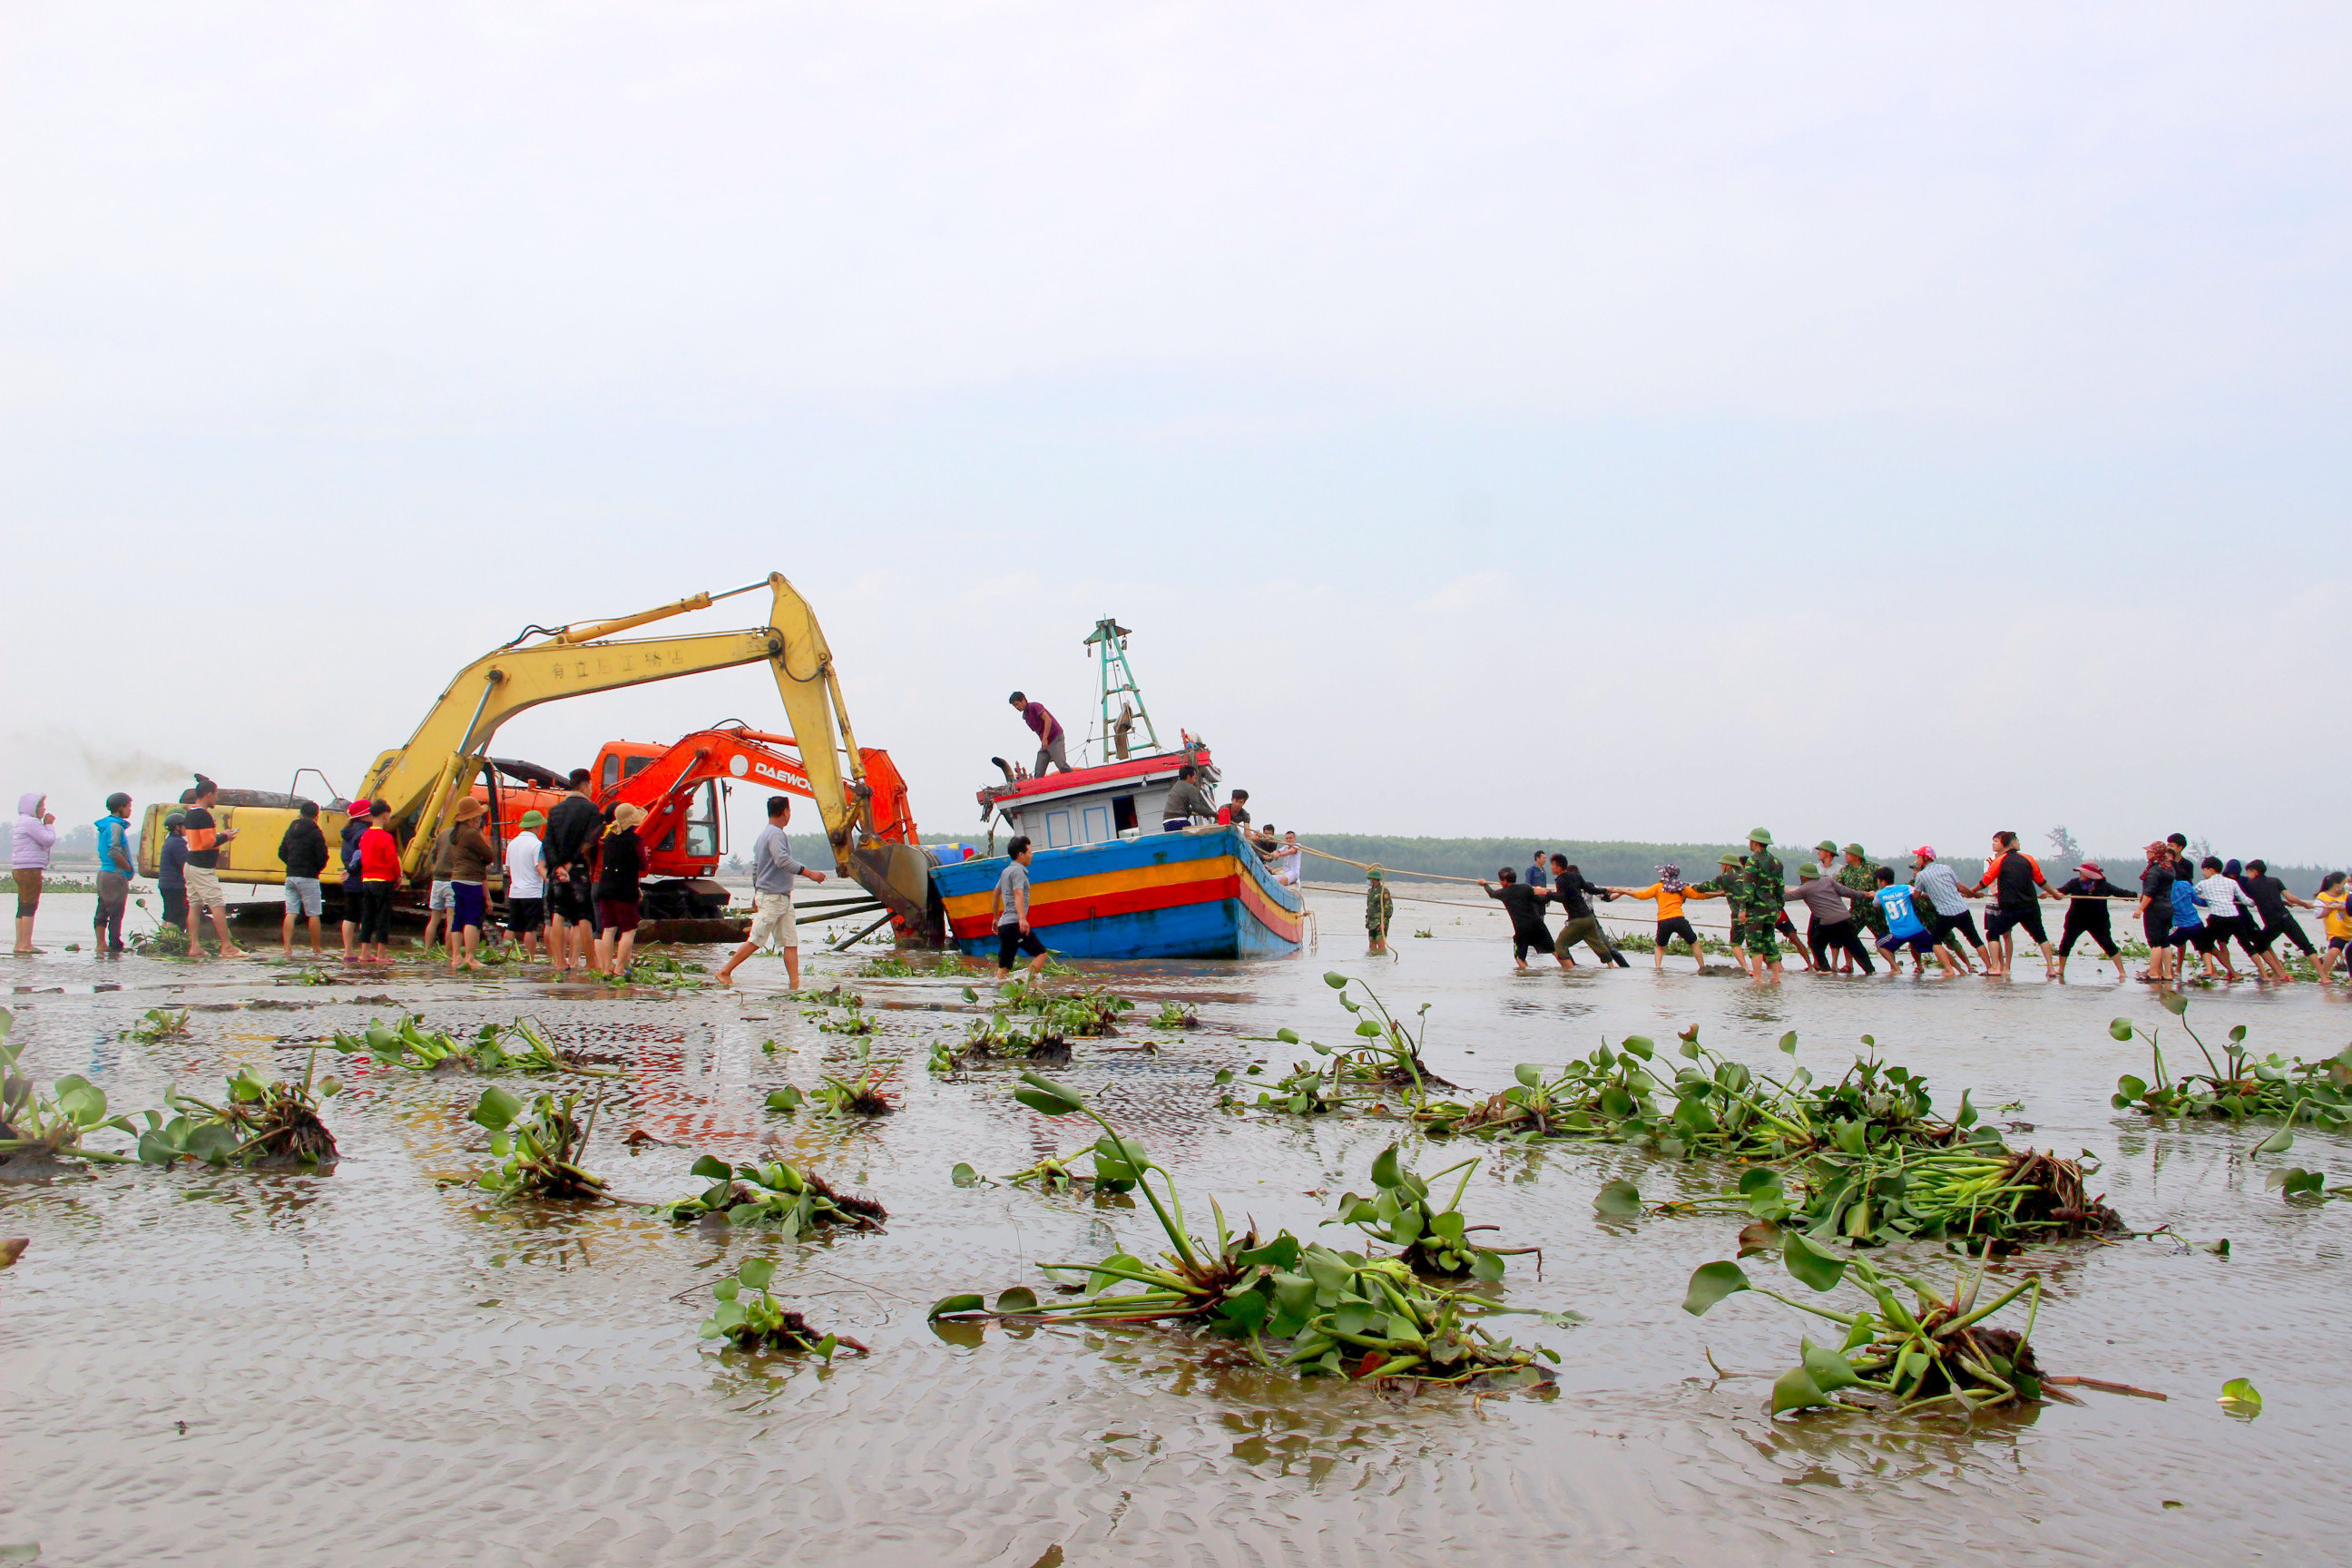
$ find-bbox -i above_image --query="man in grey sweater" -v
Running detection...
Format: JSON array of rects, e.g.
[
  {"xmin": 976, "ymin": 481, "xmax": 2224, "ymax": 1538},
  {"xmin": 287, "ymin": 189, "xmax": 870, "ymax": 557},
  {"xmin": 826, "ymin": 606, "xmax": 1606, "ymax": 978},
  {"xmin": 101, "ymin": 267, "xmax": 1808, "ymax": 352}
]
[
  {"xmin": 1160, "ymin": 765, "xmax": 1218, "ymax": 832},
  {"xmin": 716, "ymin": 795, "xmax": 830, "ymax": 989}
]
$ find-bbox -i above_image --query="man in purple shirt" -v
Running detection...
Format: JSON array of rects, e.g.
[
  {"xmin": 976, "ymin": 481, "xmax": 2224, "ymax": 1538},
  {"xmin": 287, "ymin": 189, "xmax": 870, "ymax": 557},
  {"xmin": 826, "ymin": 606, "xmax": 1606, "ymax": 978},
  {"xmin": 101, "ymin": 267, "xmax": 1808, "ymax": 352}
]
[{"xmin": 1007, "ymin": 691, "xmax": 1073, "ymax": 775}]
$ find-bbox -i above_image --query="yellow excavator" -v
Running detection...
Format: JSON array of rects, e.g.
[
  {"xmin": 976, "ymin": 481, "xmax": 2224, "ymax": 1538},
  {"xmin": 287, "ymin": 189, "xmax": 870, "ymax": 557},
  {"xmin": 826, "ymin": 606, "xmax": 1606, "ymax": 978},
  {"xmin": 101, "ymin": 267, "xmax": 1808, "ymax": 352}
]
[{"xmin": 135, "ymin": 573, "xmax": 939, "ymax": 937}]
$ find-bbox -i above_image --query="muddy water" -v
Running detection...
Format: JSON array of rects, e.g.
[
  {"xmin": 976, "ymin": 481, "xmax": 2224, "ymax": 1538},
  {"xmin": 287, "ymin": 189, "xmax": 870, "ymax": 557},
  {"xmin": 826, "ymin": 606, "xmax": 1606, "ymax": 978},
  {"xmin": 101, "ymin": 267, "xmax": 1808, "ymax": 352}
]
[{"xmin": 4, "ymin": 886, "xmax": 2348, "ymax": 1566}]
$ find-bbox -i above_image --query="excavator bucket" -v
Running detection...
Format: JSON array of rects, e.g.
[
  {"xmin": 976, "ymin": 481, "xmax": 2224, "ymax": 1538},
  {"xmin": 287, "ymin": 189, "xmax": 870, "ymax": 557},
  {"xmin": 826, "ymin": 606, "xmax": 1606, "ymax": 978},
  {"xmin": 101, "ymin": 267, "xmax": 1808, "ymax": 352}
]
[{"xmin": 848, "ymin": 840, "xmax": 945, "ymax": 946}]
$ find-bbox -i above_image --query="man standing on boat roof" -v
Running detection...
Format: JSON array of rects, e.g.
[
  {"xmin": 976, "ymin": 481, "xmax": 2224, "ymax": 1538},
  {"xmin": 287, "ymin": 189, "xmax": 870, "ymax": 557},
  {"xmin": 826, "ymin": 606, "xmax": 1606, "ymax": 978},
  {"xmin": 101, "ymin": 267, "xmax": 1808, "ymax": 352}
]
[{"xmin": 1007, "ymin": 691, "xmax": 1073, "ymax": 775}]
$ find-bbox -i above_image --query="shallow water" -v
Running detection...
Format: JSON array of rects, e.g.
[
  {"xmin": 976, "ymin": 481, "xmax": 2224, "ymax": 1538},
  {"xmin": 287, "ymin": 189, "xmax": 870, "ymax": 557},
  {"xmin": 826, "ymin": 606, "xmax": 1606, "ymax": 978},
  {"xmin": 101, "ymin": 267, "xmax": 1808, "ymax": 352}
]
[{"xmin": 5, "ymin": 886, "xmax": 2349, "ymax": 1566}]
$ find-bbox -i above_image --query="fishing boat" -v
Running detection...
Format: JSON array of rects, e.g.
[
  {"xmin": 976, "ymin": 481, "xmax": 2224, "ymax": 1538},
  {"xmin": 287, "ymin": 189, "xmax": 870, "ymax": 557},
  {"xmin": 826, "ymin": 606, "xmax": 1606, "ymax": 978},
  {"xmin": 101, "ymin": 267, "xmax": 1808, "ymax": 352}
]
[{"xmin": 929, "ymin": 619, "xmax": 1305, "ymax": 961}]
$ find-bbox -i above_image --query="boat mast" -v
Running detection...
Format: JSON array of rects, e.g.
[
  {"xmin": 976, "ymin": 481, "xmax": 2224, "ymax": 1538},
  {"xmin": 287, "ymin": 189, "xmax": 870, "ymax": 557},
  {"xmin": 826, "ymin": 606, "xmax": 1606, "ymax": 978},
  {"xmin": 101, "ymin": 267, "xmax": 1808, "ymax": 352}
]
[{"xmin": 1083, "ymin": 616, "xmax": 1161, "ymax": 765}]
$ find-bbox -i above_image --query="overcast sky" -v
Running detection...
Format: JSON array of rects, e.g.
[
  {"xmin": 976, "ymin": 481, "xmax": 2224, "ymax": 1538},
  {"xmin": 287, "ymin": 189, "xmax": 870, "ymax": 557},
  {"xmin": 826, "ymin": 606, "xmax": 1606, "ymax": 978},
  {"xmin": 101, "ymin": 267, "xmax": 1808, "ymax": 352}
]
[{"xmin": 5, "ymin": 3, "xmax": 2348, "ymax": 860}]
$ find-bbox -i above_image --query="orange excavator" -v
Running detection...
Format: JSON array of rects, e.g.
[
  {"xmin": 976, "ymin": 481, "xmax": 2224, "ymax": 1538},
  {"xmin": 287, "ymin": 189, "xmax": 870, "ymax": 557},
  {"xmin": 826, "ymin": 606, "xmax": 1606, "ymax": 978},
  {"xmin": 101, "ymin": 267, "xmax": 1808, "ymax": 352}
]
[{"xmin": 459, "ymin": 727, "xmax": 923, "ymax": 926}]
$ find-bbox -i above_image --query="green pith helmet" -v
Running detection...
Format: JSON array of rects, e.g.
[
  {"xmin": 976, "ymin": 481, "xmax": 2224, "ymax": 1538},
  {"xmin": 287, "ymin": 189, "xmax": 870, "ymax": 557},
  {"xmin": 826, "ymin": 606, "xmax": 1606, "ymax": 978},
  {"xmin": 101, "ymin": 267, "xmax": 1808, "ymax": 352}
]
[
  {"xmin": 1844, "ymin": 842, "xmax": 1867, "ymax": 858},
  {"xmin": 1815, "ymin": 839, "xmax": 1838, "ymax": 854},
  {"xmin": 1718, "ymin": 852, "xmax": 1745, "ymax": 867},
  {"xmin": 1748, "ymin": 827, "xmax": 1772, "ymax": 847},
  {"xmin": 1799, "ymin": 864, "xmax": 1818, "ymax": 878}
]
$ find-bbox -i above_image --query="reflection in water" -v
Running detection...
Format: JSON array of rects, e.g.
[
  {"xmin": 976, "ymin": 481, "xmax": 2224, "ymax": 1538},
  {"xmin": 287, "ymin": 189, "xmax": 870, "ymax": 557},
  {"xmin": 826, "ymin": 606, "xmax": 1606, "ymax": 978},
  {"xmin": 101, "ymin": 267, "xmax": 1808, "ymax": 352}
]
[{"xmin": 0, "ymin": 888, "xmax": 2349, "ymax": 1564}]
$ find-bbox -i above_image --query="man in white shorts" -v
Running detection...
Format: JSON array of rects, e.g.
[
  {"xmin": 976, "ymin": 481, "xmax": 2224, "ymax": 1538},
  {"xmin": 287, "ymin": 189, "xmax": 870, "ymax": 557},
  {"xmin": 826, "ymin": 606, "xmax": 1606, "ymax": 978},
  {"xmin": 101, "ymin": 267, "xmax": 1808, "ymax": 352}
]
[{"xmin": 715, "ymin": 795, "xmax": 828, "ymax": 989}]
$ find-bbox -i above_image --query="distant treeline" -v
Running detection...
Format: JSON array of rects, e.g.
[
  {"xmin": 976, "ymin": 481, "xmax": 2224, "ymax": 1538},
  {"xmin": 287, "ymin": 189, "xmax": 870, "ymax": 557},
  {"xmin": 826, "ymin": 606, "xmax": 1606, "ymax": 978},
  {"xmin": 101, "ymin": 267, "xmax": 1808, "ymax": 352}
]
[{"xmin": 1290, "ymin": 834, "xmax": 2338, "ymax": 897}]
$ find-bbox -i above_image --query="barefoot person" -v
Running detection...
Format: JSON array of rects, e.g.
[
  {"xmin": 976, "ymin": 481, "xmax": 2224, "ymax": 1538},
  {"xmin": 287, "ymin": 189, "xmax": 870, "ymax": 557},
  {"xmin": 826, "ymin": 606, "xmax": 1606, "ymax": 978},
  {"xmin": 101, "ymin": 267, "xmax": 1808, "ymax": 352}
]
[
  {"xmin": 1365, "ymin": 866, "xmax": 1395, "ymax": 954},
  {"xmin": 444, "ymin": 797, "xmax": 497, "ymax": 973},
  {"xmin": 1479, "ymin": 867, "xmax": 1556, "ymax": 970},
  {"xmin": 715, "ymin": 796, "xmax": 830, "ymax": 990},
  {"xmin": 11, "ymin": 791, "xmax": 57, "ymax": 955},
  {"xmin": 1610, "ymin": 863, "xmax": 1715, "ymax": 972},
  {"xmin": 995, "ymin": 835, "xmax": 1051, "ymax": 976},
  {"xmin": 593, "ymin": 804, "xmax": 649, "ymax": 976},
  {"xmin": 180, "ymin": 777, "xmax": 246, "ymax": 959},
  {"xmin": 2053, "ymin": 861, "xmax": 2135, "ymax": 984},
  {"xmin": 276, "ymin": 800, "xmax": 329, "ymax": 960}
]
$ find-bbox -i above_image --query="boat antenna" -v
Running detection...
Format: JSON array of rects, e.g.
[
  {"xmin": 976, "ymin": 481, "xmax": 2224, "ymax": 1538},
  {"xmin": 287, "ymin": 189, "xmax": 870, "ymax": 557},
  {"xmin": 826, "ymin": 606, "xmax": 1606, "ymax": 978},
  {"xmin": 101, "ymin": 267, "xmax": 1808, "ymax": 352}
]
[{"xmin": 1083, "ymin": 616, "xmax": 1160, "ymax": 765}]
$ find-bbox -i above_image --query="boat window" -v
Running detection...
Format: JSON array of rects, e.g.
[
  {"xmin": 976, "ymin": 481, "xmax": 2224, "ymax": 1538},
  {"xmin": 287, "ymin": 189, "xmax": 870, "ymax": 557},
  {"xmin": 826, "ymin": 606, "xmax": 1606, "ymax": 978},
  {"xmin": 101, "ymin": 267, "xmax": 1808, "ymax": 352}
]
[
  {"xmin": 1082, "ymin": 806, "xmax": 1111, "ymax": 844},
  {"xmin": 1112, "ymin": 795, "xmax": 1137, "ymax": 833},
  {"xmin": 1045, "ymin": 810, "xmax": 1073, "ymax": 848}
]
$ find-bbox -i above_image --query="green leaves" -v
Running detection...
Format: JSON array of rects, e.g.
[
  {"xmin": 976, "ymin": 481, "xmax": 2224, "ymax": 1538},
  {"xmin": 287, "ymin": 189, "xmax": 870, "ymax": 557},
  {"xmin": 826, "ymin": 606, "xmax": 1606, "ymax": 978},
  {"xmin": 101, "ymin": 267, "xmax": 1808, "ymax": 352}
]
[
  {"xmin": 2219, "ymin": 1377, "xmax": 2262, "ymax": 1417},
  {"xmin": 737, "ymin": 1257, "xmax": 777, "ymax": 1290},
  {"xmin": 1369, "ymin": 1144, "xmax": 1403, "ymax": 1189},
  {"xmin": 2161, "ymin": 992, "xmax": 2190, "ymax": 1017},
  {"xmin": 1781, "ymin": 1230, "xmax": 1848, "ymax": 1292},
  {"xmin": 1514, "ymin": 1063, "xmax": 1543, "ymax": 1089},
  {"xmin": 994, "ymin": 1287, "xmax": 1039, "ymax": 1313},
  {"xmin": 1799, "ymin": 1337, "xmax": 1861, "ymax": 1393},
  {"xmin": 1682, "ymin": 1260, "xmax": 1750, "ymax": 1316},
  {"xmin": 950, "ymin": 1161, "xmax": 979, "ymax": 1187},
  {"xmin": 1771, "ymin": 1364, "xmax": 1833, "ymax": 1415},
  {"xmin": 764, "ymin": 1085, "xmax": 805, "ymax": 1113},
  {"xmin": 1322, "ymin": 972, "xmax": 1349, "ymax": 989},
  {"xmin": 1013, "ymin": 1071, "xmax": 1084, "ymax": 1117},
  {"xmin": 1592, "ymin": 1179, "xmax": 1642, "ymax": 1218},
  {"xmin": 691, "ymin": 1154, "xmax": 732, "ymax": 1181},
  {"xmin": 928, "ymin": 1293, "xmax": 985, "ymax": 1321},
  {"xmin": 1620, "ymin": 1035, "xmax": 1654, "ymax": 1060},
  {"xmin": 2109, "ymin": 1017, "xmax": 2136, "ymax": 1042},
  {"xmin": 471, "ymin": 1085, "xmax": 524, "ymax": 1132}
]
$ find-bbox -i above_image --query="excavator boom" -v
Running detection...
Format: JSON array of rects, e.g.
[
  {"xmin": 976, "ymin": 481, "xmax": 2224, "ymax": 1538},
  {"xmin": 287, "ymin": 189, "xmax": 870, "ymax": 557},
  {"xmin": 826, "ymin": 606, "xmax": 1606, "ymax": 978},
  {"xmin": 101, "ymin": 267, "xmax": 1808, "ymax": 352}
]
[{"xmin": 348, "ymin": 575, "xmax": 935, "ymax": 936}]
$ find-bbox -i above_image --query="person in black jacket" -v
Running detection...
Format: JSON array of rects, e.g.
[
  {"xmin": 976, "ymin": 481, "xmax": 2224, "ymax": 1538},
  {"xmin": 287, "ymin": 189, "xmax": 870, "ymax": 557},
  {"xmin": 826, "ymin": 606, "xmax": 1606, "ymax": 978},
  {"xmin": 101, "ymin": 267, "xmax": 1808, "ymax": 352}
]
[
  {"xmin": 277, "ymin": 800, "xmax": 331, "ymax": 959},
  {"xmin": 1478, "ymin": 867, "xmax": 1555, "ymax": 969},
  {"xmin": 2053, "ymin": 861, "xmax": 2135, "ymax": 984},
  {"xmin": 543, "ymin": 769, "xmax": 603, "ymax": 974},
  {"xmin": 1546, "ymin": 855, "xmax": 1630, "ymax": 968}
]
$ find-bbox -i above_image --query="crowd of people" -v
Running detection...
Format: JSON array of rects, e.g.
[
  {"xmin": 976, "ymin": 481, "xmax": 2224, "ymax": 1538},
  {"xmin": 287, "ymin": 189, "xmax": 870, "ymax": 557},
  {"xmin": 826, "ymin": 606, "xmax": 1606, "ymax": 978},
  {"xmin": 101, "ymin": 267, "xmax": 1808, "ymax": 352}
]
[
  {"xmin": 5, "ymin": 770, "xmax": 839, "ymax": 984},
  {"xmin": 1404, "ymin": 828, "xmax": 2347, "ymax": 985}
]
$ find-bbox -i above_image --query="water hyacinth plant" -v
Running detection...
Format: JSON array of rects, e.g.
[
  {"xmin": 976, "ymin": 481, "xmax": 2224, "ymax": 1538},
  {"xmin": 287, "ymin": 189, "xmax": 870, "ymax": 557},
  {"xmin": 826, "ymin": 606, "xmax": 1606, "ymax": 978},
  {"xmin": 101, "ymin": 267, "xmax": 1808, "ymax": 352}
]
[
  {"xmin": 699, "ymin": 1256, "xmax": 869, "ymax": 1357},
  {"xmin": 929, "ymin": 1073, "xmax": 1560, "ymax": 1387},
  {"xmin": 654, "ymin": 1154, "xmax": 887, "ymax": 1235},
  {"xmin": 128, "ymin": 1006, "xmax": 191, "ymax": 1043},
  {"xmin": 1684, "ymin": 1233, "xmax": 2058, "ymax": 1416},
  {"xmin": 142, "ymin": 1053, "xmax": 340, "ymax": 1167},
  {"xmin": 1, "ymin": 1010, "xmax": 140, "ymax": 1167},
  {"xmin": 471, "ymin": 1086, "xmax": 607, "ymax": 1200},
  {"xmin": 2109, "ymin": 1000, "xmax": 2352, "ymax": 1135},
  {"xmin": 329, "ymin": 1015, "xmax": 622, "ymax": 1077},
  {"xmin": 1328, "ymin": 1144, "xmax": 1535, "ymax": 1279}
]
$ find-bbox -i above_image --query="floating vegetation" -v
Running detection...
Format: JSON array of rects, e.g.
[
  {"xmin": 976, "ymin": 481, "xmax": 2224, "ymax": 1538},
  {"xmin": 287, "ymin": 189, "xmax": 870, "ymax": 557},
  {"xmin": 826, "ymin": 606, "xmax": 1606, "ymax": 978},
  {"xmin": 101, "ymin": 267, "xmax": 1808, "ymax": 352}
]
[
  {"xmin": 128, "ymin": 1007, "xmax": 191, "ymax": 1044},
  {"xmin": 1328, "ymin": 1144, "xmax": 1535, "ymax": 1279},
  {"xmin": 992, "ymin": 979, "xmax": 1134, "ymax": 1039},
  {"xmin": 1, "ymin": 1010, "xmax": 140, "ymax": 1167},
  {"xmin": 2110, "ymin": 1001, "xmax": 2352, "ymax": 1134},
  {"xmin": 1684, "ymin": 1234, "xmax": 2063, "ymax": 1416},
  {"xmin": 470, "ymin": 1085, "xmax": 607, "ymax": 1200},
  {"xmin": 1224, "ymin": 977, "xmax": 1456, "ymax": 1116},
  {"xmin": 763, "ymin": 1085, "xmax": 807, "ymax": 1113},
  {"xmin": 128, "ymin": 923, "xmax": 191, "ymax": 958},
  {"xmin": 814, "ymin": 1066, "xmax": 896, "ymax": 1117},
  {"xmin": 1416, "ymin": 1044, "xmax": 1664, "ymax": 1140},
  {"xmin": 699, "ymin": 1257, "xmax": 868, "ymax": 1357},
  {"xmin": 948, "ymin": 1012, "xmax": 1070, "ymax": 1064},
  {"xmin": 653, "ymin": 1154, "xmax": 887, "ymax": 1234},
  {"xmin": 328, "ymin": 1015, "xmax": 622, "ymax": 1076},
  {"xmin": 1150, "ymin": 1001, "xmax": 1201, "ymax": 1030},
  {"xmin": 143, "ymin": 1054, "xmax": 340, "ymax": 1167},
  {"xmin": 930, "ymin": 1073, "xmax": 1561, "ymax": 1387},
  {"xmin": 791, "ymin": 985, "xmax": 862, "ymax": 1007},
  {"xmin": 808, "ymin": 1002, "xmax": 879, "ymax": 1035},
  {"xmin": 593, "ymin": 953, "xmax": 708, "ymax": 990},
  {"xmin": 1003, "ymin": 1145, "xmax": 1132, "ymax": 1193},
  {"xmin": 2266, "ymin": 1166, "xmax": 2352, "ymax": 1203}
]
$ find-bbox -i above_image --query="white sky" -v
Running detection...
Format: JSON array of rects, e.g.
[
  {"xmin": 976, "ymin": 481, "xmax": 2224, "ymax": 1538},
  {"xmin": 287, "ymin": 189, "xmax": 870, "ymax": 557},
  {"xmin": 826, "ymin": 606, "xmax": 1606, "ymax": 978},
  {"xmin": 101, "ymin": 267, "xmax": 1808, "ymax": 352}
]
[{"xmin": 5, "ymin": 3, "xmax": 2348, "ymax": 860}]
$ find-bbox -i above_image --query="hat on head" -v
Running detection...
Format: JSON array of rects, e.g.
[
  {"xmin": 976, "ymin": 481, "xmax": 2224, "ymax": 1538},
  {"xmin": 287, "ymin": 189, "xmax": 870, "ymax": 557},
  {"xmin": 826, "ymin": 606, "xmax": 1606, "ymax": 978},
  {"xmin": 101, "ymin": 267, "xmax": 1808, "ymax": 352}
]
[
  {"xmin": 1912, "ymin": 845, "xmax": 1936, "ymax": 860},
  {"xmin": 1798, "ymin": 864, "xmax": 1818, "ymax": 878},
  {"xmin": 452, "ymin": 797, "xmax": 486, "ymax": 821},
  {"xmin": 1843, "ymin": 842, "xmax": 1867, "ymax": 858},
  {"xmin": 2144, "ymin": 839, "xmax": 2171, "ymax": 859},
  {"xmin": 164, "ymin": 810, "xmax": 186, "ymax": 828},
  {"xmin": 1367, "ymin": 865, "xmax": 1384, "ymax": 879},
  {"xmin": 520, "ymin": 809, "xmax": 546, "ymax": 829},
  {"xmin": 346, "ymin": 799, "xmax": 369, "ymax": 817},
  {"xmin": 2076, "ymin": 860, "xmax": 2102, "ymax": 877},
  {"xmin": 1748, "ymin": 827, "xmax": 1772, "ymax": 846},
  {"xmin": 1815, "ymin": 839, "xmax": 1838, "ymax": 854},
  {"xmin": 1718, "ymin": 852, "xmax": 1744, "ymax": 866}
]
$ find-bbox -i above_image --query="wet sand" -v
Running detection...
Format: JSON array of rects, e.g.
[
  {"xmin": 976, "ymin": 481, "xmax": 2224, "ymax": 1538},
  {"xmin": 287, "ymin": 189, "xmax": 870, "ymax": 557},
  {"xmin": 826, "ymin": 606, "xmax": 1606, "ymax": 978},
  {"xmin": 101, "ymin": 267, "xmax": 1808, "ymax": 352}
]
[{"xmin": 4, "ymin": 886, "xmax": 2347, "ymax": 1566}]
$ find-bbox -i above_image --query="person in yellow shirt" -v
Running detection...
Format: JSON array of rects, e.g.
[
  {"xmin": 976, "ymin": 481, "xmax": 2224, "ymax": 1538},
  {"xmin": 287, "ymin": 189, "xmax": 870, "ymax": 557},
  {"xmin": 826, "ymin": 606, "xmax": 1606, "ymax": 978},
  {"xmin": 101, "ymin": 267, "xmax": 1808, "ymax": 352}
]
[
  {"xmin": 2314, "ymin": 871, "xmax": 2352, "ymax": 984},
  {"xmin": 1609, "ymin": 863, "xmax": 1725, "ymax": 973}
]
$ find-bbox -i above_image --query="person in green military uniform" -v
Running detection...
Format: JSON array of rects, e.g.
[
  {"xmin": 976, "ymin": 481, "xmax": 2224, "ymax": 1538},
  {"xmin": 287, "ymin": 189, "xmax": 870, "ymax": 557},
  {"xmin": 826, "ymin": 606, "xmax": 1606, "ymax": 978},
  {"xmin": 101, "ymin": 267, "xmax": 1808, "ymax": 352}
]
[
  {"xmin": 1365, "ymin": 865, "xmax": 1396, "ymax": 954},
  {"xmin": 1695, "ymin": 850, "xmax": 1751, "ymax": 978},
  {"xmin": 1838, "ymin": 842, "xmax": 1886, "ymax": 968},
  {"xmin": 1740, "ymin": 828, "xmax": 1788, "ymax": 982}
]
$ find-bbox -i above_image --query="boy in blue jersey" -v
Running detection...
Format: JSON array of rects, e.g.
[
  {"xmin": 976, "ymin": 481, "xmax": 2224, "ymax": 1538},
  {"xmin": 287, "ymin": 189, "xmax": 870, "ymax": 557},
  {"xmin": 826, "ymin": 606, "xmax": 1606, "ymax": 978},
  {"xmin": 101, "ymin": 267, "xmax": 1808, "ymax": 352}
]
[{"xmin": 1873, "ymin": 866, "xmax": 1955, "ymax": 976}]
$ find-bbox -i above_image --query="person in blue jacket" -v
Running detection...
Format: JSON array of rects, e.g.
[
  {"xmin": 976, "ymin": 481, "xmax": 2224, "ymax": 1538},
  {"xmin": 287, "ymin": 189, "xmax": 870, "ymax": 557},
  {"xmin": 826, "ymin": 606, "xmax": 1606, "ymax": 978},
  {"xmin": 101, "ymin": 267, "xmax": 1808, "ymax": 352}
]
[
  {"xmin": 1872, "ymin": 866, "xmax": 1955, "ymax": 977},
  {"xmin": 93, "ymin": 792, "xmax": 136, "ymax": 955}
]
